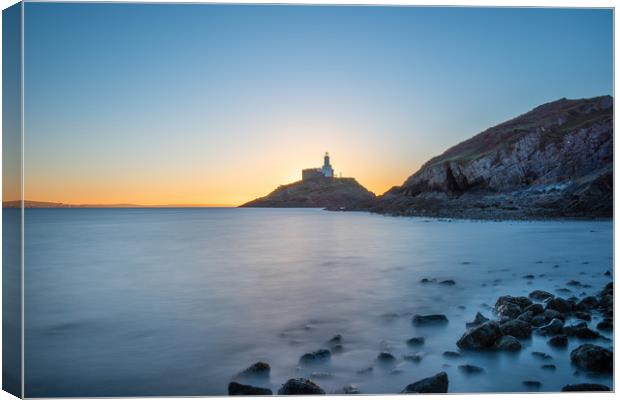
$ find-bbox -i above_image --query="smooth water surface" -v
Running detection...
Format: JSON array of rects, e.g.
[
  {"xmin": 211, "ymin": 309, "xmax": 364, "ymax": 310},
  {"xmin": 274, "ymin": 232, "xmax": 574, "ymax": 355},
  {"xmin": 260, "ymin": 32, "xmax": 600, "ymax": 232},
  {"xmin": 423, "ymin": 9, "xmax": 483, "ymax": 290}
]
[{"xmin": 24, "ymin": 208, "xmax": 613, "ymax": 396}]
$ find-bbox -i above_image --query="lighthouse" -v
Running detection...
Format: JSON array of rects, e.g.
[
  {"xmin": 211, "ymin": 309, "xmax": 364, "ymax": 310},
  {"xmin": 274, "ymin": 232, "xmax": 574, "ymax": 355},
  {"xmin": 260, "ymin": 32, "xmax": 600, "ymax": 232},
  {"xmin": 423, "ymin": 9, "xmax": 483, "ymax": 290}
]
[{"xmin": 322, "ymin": 152, "xmax": 334, "ymax": 177}]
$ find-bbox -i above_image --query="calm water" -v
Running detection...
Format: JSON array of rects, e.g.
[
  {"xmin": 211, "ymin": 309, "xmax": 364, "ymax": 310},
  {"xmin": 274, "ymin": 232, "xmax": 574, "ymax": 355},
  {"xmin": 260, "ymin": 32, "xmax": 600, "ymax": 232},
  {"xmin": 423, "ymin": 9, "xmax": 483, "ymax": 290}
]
[{"xmin": 23, "ymin": 208, "xmax": 613, "ymax": 396}]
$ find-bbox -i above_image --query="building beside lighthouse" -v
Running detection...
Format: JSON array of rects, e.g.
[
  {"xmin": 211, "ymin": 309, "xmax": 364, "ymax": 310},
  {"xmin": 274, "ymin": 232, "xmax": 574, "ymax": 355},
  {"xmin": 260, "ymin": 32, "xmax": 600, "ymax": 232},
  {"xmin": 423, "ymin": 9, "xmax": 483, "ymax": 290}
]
[{"xmin": 302, "ymin": 152, "xmax": 336, "ymax": 181}]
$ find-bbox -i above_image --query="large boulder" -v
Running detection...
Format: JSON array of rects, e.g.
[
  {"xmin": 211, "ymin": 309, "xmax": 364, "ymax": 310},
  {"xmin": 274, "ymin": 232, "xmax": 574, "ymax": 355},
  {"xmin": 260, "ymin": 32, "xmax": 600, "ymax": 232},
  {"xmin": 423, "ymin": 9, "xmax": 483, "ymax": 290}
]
[
  {"xmin": 278, "ymin": 379, "xmax": 325, "ymax": 395},
  {"xmin": 466, "ymin": 312, "xmax": 489, "ymax": 328},
  {"xmin": 457, "ymin": 321, "xmax": 502, "ymax": 349},
  {"xmin": 228, "ymin": 382, "xmax": 273, "ymax": 395},
  {"xmin": 401, "ymin": 372, "xmax": 449, "ymax": 393},
  {"xmin": 236, "ymin": 361, "xmax": 271, "ymax": 378},
  {"xmin": 570, "ymin": 344, "xmax": 613, "ymax": 373},
  {"xmin": 500, "ymin": 319, "xmax": 532, "ymax": 339}
]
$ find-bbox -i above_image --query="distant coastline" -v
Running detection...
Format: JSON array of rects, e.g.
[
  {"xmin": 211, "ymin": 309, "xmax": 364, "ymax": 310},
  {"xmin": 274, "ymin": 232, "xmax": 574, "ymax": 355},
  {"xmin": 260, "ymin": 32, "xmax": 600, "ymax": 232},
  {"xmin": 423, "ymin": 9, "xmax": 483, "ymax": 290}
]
[{"xmin": 2, "ymin": 200, "xmax": 235, "ymax": 209}]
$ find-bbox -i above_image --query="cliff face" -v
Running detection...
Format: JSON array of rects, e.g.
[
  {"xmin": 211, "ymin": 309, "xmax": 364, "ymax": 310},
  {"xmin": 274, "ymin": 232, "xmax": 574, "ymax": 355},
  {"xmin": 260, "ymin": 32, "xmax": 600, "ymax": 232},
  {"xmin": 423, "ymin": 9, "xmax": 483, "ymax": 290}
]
[
  {"xmin": 241, "ymin": 177, "xmax": 376, "ymax": 209},
  {"xmin": 374, "ymin": 96, "xmax": 613, "ymax": 219}
]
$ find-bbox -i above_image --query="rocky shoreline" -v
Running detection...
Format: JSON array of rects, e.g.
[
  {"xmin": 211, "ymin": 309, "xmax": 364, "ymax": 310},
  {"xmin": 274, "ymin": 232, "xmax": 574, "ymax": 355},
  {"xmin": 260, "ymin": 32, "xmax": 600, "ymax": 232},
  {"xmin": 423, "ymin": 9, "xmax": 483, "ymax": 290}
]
[{"xmin": 226, "ymin": 278, "xmax": 613, "ymax": 395}]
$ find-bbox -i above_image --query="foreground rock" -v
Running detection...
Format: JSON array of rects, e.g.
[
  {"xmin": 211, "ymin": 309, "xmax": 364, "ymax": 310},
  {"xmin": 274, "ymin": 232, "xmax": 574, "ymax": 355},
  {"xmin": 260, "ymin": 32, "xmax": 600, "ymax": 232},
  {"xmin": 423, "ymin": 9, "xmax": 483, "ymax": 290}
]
[
  {"xmin": 228, "ymin": 382, "xmax": 273, "ymax": 395},
  {"xmin": 237, "ymin": 362, "xmax": 271, "ymax": 378},
  {"xmin": 278, "ymin": 379, "xmax": 325, "ymax": 395},
  {"xmin": 401, "ymin": 372, "xmax": 449, "ymax": 393},
  {"xmin": 412, "ymin": 314, "xmax": 448, "ymax": 325},
  {"xmin": 570, "ymin": 344, "xmax": 613, "ymax": 373},
  {"xmin": 457, "ymin": 321, "xmax": 501, "ymax": 349},
  {"xmin": 561, "ymin": 383, "xmax": 611, "ymax": 392}
]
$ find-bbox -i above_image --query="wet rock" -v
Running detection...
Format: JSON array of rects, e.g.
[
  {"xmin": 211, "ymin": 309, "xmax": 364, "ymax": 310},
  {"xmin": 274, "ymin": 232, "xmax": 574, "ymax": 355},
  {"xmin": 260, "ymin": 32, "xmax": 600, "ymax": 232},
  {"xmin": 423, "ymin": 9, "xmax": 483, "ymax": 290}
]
[
  {"xmin": 574, "ymin": 311, "xmax": 591, "ymax": 321},
  {"xmin": 556, "ymin": 288, "xmax": 572, "ymax": 295},
  {"xmin": 299, "ymin": 350, "xmax": 331, "ymax": 364},
  {"xmin": 442, "ymin": 351, "xmax": 461, "ymax": 358},
  {"xmin": 561, "ymin": 383, "xmax": 610, "ymax": 392},
  {"xmin": 547, "ymin": 335, "xmax": 568, "ymax": 348},
  {"xmin": 440, "ymin": 279, "xmax": 456, "ymax": 286},
  {"xmin": 563, "ymin": 321, "xmax": 587, "ymax": 336},
  {"xmin": 537, "ymin": 318, "xmax": 564, "ymax": 336},
  {"xmin": 576, "ymin": 296, "xmax": 599, "ymax": 310},
  {"xmin": 356, "ymin": 366, "xmax": 373, "ymax": 375},
  {"xmin": 603, "ymin": 270, "xmax": 611, "ymax": 277},
  {"xmin": 597, "ymin": 318, "xmax": 613, "ymax": 331},
  {"xmin": 601, "ymin": 282, "xmax": 613, "ymax": 296},
  {"xmin": 566, "ymin": 280, "xmax": 582, "ymax": 287},
  {"xmin": 541, "ymin": 364, "xmax": 556, "ymax": 370},
  {"xmin": 406, "ymin": 337, "xmax": 425, "ymax": 347},
  {"xmin": 457, "ymin": 321, "xmax": 502, "ymax": 350},
  {"xmin": 522, "ymin": 381, "xmax": 542, "ymax": 389},
  {"xmin": 278, "ymin": 379, "xmax": 325, "ymax": 395},
  {"xmin": 545, "ymin": 297, "xmax": 572, "ymax": 314},
  {"xmin": 500, "ymin": 319, "xmax": 532, "ymax": 339},
  {"xmin": 401, "ymin": 372, "xmax": 449, "ymax": 393},
  {"xmin": 237, "ymin": 361, "xmax": 271, "ymax": 378},
  {"xmin": 412, "ymin": 314, "xmax": 448, "ymax": 325},
  {"xmin": 516, "ymin": 311, "xmax": 534, "ymax": 323},
  {"xmin": 327, "ymin": 334, "xmax": 342, "ymax": 344},
  {"xmin": 497, "ymin": 295, "xmax": 532, "ymax": 309},
  {"xmin": 458, "ymin": 364, "xmax": 484, "ymax": 374},
  {"xmin": 524, "ymin": 303, "xmax": 544, "ymax": 315},
  {"xmin": 228, "ymin": 382, "xmax": 273, "ymax": 395},
  {"xmin": 376, "ymin": 352, "xmax": 397, "ymax": 363},
  {"xmin": 543, "ymin": 309, "xmax": 565, "ymax": 322},
  {"xmin": 494, "ymin": 335, "xmax": 521, "ymax": 351},
  {"xmin": 532, "ymin": 351, "xmax": 552, "ymax": 360},
  {"xmin": 466, "ymin": 312, "xmax": 490, "ymax": 328},
  {"xmin": 573, "ymin": 327, "xmax": 601, "ymax": 339},
  {"xmin": 496, "ymin": 303, "xmax": 522, "ymax": 319},
  {"xmin": 342, "ymin": 384, "xmax": 360, "ymax": 394},
  {"xmin": 522, "ymin": 274, "xmax": 535, "ymax": 279},
  {"xmin": 531, "ymin": 315, "xmax": 547, "ymax": 327},
  {"xmin": 570, "ymin": 344, "xmax": 613, "ymax": 373}
]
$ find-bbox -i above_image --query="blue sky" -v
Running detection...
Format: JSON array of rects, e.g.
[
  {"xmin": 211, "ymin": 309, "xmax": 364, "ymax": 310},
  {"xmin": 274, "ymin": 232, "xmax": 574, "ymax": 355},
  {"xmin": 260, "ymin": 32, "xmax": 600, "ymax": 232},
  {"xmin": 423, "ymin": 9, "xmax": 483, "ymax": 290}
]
[{"xmin": 23, "ymin": 4, "xmax": 613, "ymax": 204}]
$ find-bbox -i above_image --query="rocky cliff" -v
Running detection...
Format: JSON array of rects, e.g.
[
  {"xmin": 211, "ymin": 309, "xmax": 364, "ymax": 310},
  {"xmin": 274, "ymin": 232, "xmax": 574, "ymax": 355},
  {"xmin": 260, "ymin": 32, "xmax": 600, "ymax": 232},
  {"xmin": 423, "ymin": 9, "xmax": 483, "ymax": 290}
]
[
  {"xmin": 373, "ymin": 96, "xmax": 613, "ymax": 219},
  {"xmin": 241, "ymin": 177, "xmax": 376, "ymax": 209}
]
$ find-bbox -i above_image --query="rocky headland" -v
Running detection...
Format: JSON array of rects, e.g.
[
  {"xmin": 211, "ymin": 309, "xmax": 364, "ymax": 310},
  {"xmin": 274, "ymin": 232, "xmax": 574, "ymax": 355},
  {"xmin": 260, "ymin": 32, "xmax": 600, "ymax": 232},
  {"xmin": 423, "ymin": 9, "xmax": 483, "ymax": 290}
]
[
  {"xmin": 240, "ymin": 177, "xmax": 375, "ymax": 209},
  {"xmin": 371, "ymin": 96, "xmax": 613, "ymax": 219}
]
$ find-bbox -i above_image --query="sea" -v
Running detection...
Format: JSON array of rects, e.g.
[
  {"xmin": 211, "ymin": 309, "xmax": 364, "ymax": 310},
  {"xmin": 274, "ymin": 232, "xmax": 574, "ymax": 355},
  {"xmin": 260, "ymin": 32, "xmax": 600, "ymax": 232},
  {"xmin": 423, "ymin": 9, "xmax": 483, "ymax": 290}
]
[{"xmin": 17, "ymin": 208, "xmax": 613, "ymax": 396}]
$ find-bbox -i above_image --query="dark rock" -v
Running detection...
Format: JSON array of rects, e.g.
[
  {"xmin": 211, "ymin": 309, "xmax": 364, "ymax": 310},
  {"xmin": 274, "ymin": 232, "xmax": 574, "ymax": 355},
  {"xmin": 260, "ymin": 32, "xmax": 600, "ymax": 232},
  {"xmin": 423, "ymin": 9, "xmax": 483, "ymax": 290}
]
[
  {"xmin": 576, "ymin": 296, "xmax": 599, "ymax": 310},
  {"xmin": 420, "ymin": 278, "xmax": 434, "ymax": 284},
  {"xmin": 597, "ymin": 318, "xmax": 613, "ymax": 331},
  {"xmin": 573, "ymin": 327, "xmax": 600, "ymax": 339},
  {"xmin": 541, "ymin": 364, "xmax": 556, "ymax": 370},
  {"xmin": 228, "ymin": 382, "xmax": 273, "ymax": 396},
  {"xmin": 537, "ymin": 318, "xmax": 564, "ymax": 336},
  {"xmin": 543, "ymin": 309, "xmax": 565, "ymax": 322},
  {"xmin": 236, "ymin": 362, "xmax": 271, "ymax": 379},
  {"xmin": 563, "ymin": 321, "xmax": 587, "ymax": 336},
  {"xmin": 496, "ymin": 303, "xmax": 522, "ymax": 319},
  {"xmin": 604, "ymin": 270, "xmax": 611, "ymax": 276},
  {"xmin": 601, "ymin": 282, "xmax": 613, "ymax": 296},
  {"xmin": 278, "ymin": 379, "xmax": 325, "ymax": 395},
  {"xmin": 342, "ymin": 384, "xmax": 360, "ymax": 394},
  {"xmin": 522, "ymin": 381, "xmax": 542, "ymax": 389},
  {"xmin": 440, "ymin": 279, "xmax": 456, "ymax": 286},
  {"xmin": 522, "ymin": 274, "xmax": 535, "ymax": 279},
  {"xmin": 413, "ymin": 314, "xmax": 448, "ymax": 325},
  {"xmin": 500, "ymin": 319, "xmax": 532, "ymax": 339},
  {"xmin": 443, "ymin": 351, "xmax": 461, "ymax": 358},
  {"xmin": 532, "ymin": 351, "xmax": 552, "ymax": 360},
  {"xmin": 459, "ymin": 364, "xmax": 484, "ymax": 374},
  {"xmin": 566, "ymin": 280, "xmax": 582, "ymax": 286},
  {"xmin": 377, "ymin": 352, "xmax": 396, "ymax": 363},
  {"xmin": 570, "ymin": 344, "xmax": 613, "ymax": 372},
  {"xmin": 574, "ymin": 311, "xmax": 591, "ymax": 321},
  {"xmin": 466, "ymin": 312, "xmax": 490, "ymax": 328},
  {"xmin": 327, "ymin": 334, "xmax": 342, "ymax": 344},
  {"xmin": 495, "ymin": 295, "xmax": 532, "ymax": 310},
  {"xmin": 561, "ymin": 383, "xmax": 610, "ymax": 392},
  {"xmin": 531, "ymin": 315, "xmax": 547, "ymax": 327},
  {"xmin": 524, "ymin": 303, "xmax": 544, "ymax": 315},
  {"xmin": 299, "ymin": 349, "xmax": 331, "ymax": 364},
  {"xmin": 494, "ymin": 335, "xmax": 521, "ymax": 351},
  {"xmin": 407, "ymin": 337, "xmax": 425, "ymax": 347},
  {"xmin": 547, "ymin": 335, "xmax": 568, "ymax": 348},
  {"xmin": 404, "ymin": 353, "xmax": 424, "ymax": 363},
  {"xmin": 545, "ymin": 297, "xmax": 572, "ymax": 314},
  {"xmin": 457, "ymin": 321, "xmax": 502, "ymax": 350},
  {"xmin": 516, "ymin": 311, "xmax": 534, "ymax": 323},
  {"xmin": 401, "ymin": 372, "xmax": 449, "ymax": 393}
]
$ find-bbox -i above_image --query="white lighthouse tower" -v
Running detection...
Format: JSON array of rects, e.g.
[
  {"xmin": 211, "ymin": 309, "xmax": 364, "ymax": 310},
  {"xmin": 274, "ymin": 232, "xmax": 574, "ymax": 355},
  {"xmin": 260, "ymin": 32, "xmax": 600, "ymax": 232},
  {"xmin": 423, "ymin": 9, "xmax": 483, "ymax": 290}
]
[{"xmin": 322, "ymin": 152, "xmax": 334, "ymax": 177}]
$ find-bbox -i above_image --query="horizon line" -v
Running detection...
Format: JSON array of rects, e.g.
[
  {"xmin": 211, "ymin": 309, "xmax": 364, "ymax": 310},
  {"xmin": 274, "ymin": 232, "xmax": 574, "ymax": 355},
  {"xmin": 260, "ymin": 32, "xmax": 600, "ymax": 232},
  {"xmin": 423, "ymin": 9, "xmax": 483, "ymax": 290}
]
[{"xmin": 2, "ymin": 200, "xmax": 238, "ymax": 208}]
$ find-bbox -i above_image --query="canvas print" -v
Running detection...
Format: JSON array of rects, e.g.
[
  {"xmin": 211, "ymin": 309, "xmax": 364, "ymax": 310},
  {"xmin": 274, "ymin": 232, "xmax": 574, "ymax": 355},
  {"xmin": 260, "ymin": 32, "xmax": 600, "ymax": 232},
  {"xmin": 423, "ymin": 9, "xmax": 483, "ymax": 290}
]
[{"xmin": 2, "ymin": 2, "xmax": 614, "ymax": 397}]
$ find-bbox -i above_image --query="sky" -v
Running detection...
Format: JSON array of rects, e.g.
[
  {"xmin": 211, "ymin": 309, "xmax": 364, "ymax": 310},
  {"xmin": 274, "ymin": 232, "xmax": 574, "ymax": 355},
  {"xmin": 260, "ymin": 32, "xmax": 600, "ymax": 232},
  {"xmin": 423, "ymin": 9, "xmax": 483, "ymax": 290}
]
[{"xmin": 19, "ymin": 4, "xmax": 613, "ymax": 205}]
